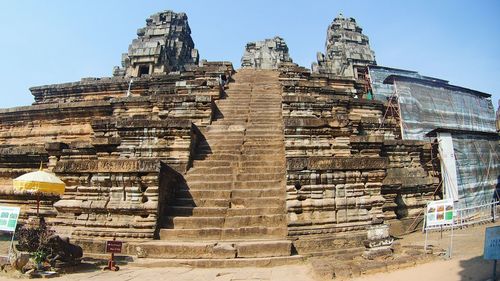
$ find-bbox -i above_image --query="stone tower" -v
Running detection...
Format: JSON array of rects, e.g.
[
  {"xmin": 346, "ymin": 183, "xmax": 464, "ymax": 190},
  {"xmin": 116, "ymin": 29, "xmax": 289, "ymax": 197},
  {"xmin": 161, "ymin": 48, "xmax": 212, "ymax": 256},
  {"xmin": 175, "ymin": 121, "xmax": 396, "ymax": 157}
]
[
  {"xmin": 241, "ymin": 36, "xmax": 293, "ymax": 69},
  {"xmin": 113, "ymin": 10, "xmax": 199, "ymax": 77},
  {"xmin": 312, "ymin": 14, "xmax": 376, "ymax": 78}
]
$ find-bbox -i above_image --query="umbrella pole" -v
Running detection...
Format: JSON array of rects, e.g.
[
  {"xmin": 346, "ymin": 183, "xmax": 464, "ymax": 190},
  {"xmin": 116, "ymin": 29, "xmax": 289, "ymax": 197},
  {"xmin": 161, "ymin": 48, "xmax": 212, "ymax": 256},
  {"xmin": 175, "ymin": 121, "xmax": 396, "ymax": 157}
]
[{"xmin": 36, "ymin": 192, "xmax": 40, "ymax": 217}]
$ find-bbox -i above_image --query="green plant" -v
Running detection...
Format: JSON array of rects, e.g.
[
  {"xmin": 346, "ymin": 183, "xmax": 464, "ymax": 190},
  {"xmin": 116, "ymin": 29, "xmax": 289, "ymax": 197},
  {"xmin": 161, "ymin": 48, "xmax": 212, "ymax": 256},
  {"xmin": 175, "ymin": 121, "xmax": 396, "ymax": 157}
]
[{"xmin": 31, "ymin": 249, "xmax": 48, "ymax": 266}]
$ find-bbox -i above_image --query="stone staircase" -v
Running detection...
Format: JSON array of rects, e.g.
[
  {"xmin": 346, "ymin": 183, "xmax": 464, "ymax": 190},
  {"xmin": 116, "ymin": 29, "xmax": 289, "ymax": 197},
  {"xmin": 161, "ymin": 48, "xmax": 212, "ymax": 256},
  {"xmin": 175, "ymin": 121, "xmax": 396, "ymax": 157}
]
[{"xmin": 153, "ymin": 69, "xmax": 292, "ymax": 260}]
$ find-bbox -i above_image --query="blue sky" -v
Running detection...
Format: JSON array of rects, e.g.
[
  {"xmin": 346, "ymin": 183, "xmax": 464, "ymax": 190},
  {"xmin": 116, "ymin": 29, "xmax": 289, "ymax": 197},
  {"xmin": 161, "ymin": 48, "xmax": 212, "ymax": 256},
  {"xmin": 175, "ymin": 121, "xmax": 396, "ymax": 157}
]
[{"xmin": 0, "ymin": 1, "xmax": 499, "ymax": 109}]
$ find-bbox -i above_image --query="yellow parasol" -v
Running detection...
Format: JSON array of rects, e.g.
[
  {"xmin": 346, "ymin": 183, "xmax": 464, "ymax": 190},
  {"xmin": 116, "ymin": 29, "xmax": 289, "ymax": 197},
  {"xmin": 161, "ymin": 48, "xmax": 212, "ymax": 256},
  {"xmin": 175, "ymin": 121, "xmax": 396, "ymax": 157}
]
[{"xmin": 13, "ymin": 170, "xmax": 65, "ymax": 216}]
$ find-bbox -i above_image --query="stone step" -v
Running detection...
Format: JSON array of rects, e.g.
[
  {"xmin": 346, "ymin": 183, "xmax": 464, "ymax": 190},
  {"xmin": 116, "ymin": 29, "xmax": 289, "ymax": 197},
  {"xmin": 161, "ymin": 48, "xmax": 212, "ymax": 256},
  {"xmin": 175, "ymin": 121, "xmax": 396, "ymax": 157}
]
[
  {"xmin": 231, "ymin": 197, "xmax": 285, "ymax": 208},
  {"xmin": 207, "ymin": 125, "xmax": 245, "ymax": 133},
  {"xmin": 130, "ymin": 255, "xmax": 304, "ymax": 268},
  {"xmin": 192, "ymin": 160, "xmax": 232, "ymax": 168},
  {"xmin": 187, "ymin": 181, "xmax": 233, "ymax": 190},
  {"xmin": 238, "ymin": 166, "xmax": 284, "ymax": 174},
  {"xmin": 196, "ymin": 149, "xmax": 240, "ymax": 156},
  {"xmin": 165, "ymin": 206, "xmax": 227, "ymax": 217},
  {"xmin": 193, "ymin": 154, "xmax": 239, "ymax": 161},
  {"xmin": 246, "ymin": 124, "xmax": 283, "ymax": 129},
  {"xmin": 175, "ymin": 198, "xmax": 231, "ymax": 208},
  {"xmin": 166, "ymin": 206, "xmax": 285, "ymax": 217},
  {"xmin": 233, "ymin": 180, "xmax": 282, "ymax": 189},
  {"xmin": 240, "ymin": 148, "xmax": 283, "ymax": 155},
  {"xmin": 243, "ymin": 136, "xmax": 283, "ymax": 141},
  {"xmin": 213, "ymin": 121, "xmax": 247, "ymax": 124},
  {"xmin": 186, "ymin": 174, "xmax": 233, "ymax": 182},
  {"xmin": 241, "ymin": 161, "xmax": 284, "ymax": 167},
  {"xmin": 165, "ymin": 214, "xmax": 286, "ymax": 229},
  {"xmin": 247, "ymin": 121, "xmax": 282, "ymax": 125},
  {"xmin": 204, "ymin": 128, "xmax": 244, "ymax": 134},
  {"xmin": 223, "ymin": 214, "xmax": 287, "ymax": 228},
  {"xmin": 131, "ymin": 240, "xmax": 293, "ymax": 259},
  {"xmin": 217, "ymin": 110, "xmax": 249, "ymax": 115},
  {"xmin": 165, "ymin": 216, "xmax": 225, "ymax": 229},
  {"xmin": 176, "ymin": 189, "xmax": 232, "ymax": 199},
  {"xmin": 231, "ymin": 188, "xmax": 284, "ymax": 198},
  {"xmin": 203, "ymin": 133, "xmax": 244, "ymax": 139},
  {"xmin": 241, "ymin": 155, "xmax": 283, "ymax": 162},
  {"xmin": 226, "ymin": 206, "xmax": 286, "ymax": 216},
  {"xmin": 236, "ymin": 173, "xmax": 284, "ymax": 181},
  {"xmin": 188, "ymin": 167, "xmax": 234, "ymax": 175},
  {"xmin": 159, "ymin": 226, "xmax": 287, "ymax": 240},
  {"xmin": 243, "ymin": 140, "xmax": 284, "ymax": 145},
  {"xmin": 245, "ymin": 131, "xmax": 282, "ymax": 137},
  {"xmin": 199, "ymin": 139, "xmax": 242, "ymax": 145},
  {"xmin": 177, "ymin": 187, "xmax": 283, "ymax": 199}
]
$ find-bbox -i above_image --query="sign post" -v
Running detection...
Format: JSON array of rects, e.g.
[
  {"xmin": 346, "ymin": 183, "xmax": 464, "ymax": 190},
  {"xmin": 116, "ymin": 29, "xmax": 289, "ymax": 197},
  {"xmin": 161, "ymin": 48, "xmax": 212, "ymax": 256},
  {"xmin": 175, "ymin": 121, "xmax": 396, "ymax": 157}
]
[
  {"xmin": 0, "ymin": 206, "xmax": 20, "ymax": 255},
  {"xmin": 104, "ymin": 238, "xmax": 122, "ymax": 271},
  {"xmin": 484, "ymin": 226, "xmax": 500, "ymax": 281},
  {"xmin": 424, "ymin": 199, "xmax": 454, "ymax": 257}
]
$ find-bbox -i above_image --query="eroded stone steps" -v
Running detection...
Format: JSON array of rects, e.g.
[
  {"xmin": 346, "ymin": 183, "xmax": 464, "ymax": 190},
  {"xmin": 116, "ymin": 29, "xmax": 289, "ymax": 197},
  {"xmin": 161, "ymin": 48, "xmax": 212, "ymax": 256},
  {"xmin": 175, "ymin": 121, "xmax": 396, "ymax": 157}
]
[
  {"xmin": 160, "ymin": 227, "xmax": 287, "ymax": 241},
  {"xmin": 131, "ymin": 240, "xmax": 294, "ymax": 260},
  {"xmin": 161, "ymin": 69, "xmax": 288, "ymax": 253},
  {"xmin": 165, "ymin": 214, "xmax": 286, "ymax": 229},
  {"xmin": 176, "ymin": 188, "xmax": 283, "ymax": 199},
  {"xmin": 166, "ymin": 206, "xmax": 285, "ymax": 217},
  {"xmin": 174, "ymin": 196, "xmax": 284, "ymax": 209}
]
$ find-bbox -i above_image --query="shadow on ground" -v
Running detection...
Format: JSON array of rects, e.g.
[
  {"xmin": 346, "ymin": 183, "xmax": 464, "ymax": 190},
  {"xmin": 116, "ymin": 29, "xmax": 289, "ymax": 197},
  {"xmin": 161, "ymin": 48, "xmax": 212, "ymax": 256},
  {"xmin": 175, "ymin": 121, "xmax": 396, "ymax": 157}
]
[{"xmin": 459, "ymin": 255, "xmax": 499, "ymax": 281}]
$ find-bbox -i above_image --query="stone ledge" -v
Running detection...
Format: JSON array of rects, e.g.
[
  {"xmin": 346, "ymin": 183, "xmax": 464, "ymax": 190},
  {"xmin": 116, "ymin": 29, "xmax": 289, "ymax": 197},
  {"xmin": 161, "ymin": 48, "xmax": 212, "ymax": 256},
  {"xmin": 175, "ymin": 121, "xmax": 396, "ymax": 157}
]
[
  {"xmin": 54, "ymin": 159, "xmax": 161, "ymax": 173},
  {"xmin": 287, "ymin": 156, "xmax": 388, "ymax": 171}
]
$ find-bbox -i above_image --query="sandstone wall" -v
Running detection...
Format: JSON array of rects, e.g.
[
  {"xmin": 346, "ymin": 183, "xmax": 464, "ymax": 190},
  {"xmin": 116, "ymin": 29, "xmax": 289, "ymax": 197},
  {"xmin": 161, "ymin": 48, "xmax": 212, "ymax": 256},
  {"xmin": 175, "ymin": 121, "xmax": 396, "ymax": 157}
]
[
  {"xmin": 279, "ymin": 65, "xmax": 439, "ymax": 255},
  {"xmin": 0, "ymin": 62, "xmax": 232, "ymax": 242}
]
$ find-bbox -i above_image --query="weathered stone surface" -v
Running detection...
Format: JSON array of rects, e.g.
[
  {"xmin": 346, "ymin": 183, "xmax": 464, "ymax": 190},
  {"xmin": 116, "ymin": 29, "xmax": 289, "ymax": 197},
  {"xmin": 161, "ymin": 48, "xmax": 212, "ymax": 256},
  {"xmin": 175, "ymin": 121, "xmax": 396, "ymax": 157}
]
[
  {"xmin": 0, "ymin": 10, "xmax": 443, "ymax": 262},
  {"xmin": 236, "ymin": 241, "xmax": 292, "ymax": 258},
  {"xmin": 160, "ymin": 70, "xmax": 289, "ymax": 246},
  {"xmin": 287, "ymin": 157, "xmax": 388, "ymax": 171},
  {"xmin": 241, "ymin": 37, "xmax": 292, "ymax": 69},
  {"xmin": 312, "ymin": 13, "xmax": 376, "ymax": 78},
  {"xmin": 114, "ymin": 10, "xmax": 199, "ymax": 77},
  {"xmin": 279, "ymin": 57, "xmax": 437, "ymax": 256}
]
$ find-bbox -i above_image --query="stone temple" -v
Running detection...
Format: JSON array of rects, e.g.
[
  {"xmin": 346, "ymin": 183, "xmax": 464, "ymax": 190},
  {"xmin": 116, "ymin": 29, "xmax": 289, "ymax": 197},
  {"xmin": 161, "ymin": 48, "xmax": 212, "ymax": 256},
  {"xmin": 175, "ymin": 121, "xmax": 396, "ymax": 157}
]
[{"xmin": 0, "ymin": 10, "xmax": 498, "ymax": 265}]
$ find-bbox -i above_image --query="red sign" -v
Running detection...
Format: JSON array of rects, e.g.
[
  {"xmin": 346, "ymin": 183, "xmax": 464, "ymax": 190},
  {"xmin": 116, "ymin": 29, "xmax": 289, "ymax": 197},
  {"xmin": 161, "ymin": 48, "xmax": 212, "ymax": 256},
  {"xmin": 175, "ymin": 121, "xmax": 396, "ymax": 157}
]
[{"xmin": 106, "ymin": 240, "xmax": 123, "ymax": 254}]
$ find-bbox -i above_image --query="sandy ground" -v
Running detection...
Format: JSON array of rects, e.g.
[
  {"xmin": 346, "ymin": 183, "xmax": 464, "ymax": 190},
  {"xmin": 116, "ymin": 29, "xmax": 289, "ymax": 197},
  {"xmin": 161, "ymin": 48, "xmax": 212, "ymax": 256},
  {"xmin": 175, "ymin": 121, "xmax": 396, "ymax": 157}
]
[
  {"xmin": 0, "ymin": 222, "xmax": 498, "ymax": 281},
  {"xmin": 352, "ymin": 222, "xmax": 500, "ymax": 281}
]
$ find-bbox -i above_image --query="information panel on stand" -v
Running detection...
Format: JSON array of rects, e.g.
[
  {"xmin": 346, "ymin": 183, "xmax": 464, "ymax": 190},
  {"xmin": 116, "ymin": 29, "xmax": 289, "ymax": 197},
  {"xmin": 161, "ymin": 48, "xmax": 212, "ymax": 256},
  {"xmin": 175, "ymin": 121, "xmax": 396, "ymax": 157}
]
[
  {"xmin": 426, "ymin": 199, "xmax": 454, "ymax": 228},
  {"xmin": 0, "ymin": 206, "xmax": 20, "ymax": 232},
  {"xmin": 484, "ymin": 225, "xmax": 500, "ymax": 260}
]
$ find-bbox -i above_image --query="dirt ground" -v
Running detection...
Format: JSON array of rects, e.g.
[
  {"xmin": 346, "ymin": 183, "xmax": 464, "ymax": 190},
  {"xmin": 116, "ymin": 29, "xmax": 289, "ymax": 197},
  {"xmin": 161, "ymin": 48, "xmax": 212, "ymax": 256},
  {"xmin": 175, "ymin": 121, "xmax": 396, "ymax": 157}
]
[
  {"xmin": 352, "ymin": 222, "xmax": 500, "ymax": 281},
  {"xmin": 0, "ymin": 222, "xmax": 498, "ymax": 281}
]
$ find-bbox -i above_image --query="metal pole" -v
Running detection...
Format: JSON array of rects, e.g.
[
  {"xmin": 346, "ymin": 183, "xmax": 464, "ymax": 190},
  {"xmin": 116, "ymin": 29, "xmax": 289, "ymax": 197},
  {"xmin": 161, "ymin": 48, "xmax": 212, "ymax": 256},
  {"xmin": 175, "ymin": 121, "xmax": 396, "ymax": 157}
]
[
  {"xmin": 493, "ymin": 260, "xmax": 497, "ymax": 281},
  {"xmin": 424, "ymin": 229, "xmax": 428, "ymax": 252},
  {"xmin": 449, "ymin": 219, "xmax": 454, "ymax": 258},
  {"xmin": 422, "ymin": 207, "xmax": 427, "ymax": 233},
  {"xmin": 8, "ymin": 230, "xmax": 15, "ymax": 256}
]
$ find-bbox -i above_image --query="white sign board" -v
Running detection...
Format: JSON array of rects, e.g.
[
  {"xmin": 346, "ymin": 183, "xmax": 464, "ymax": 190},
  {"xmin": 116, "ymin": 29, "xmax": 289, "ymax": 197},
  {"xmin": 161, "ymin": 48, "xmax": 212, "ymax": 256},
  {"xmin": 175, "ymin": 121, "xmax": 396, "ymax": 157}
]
[
  {"xmin": 426, "ymin": 199, "xmax": 454, "ymax": 228},
  {"xmin": 0, "ymin": 206, "xmax": 20, "ymax": 232}
]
